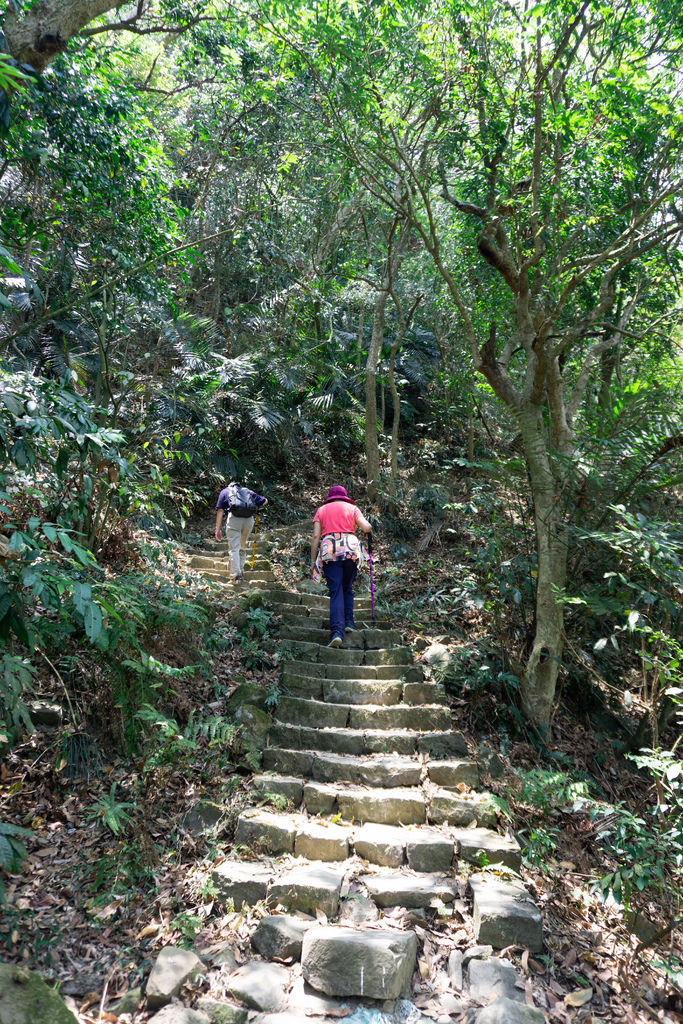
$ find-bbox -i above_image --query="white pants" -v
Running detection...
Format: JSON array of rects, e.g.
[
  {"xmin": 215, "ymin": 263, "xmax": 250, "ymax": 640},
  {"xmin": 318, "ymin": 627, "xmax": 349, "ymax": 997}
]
[{"xmin": 227, "ymin": 514, "xmax": 255, "ymax": 577}]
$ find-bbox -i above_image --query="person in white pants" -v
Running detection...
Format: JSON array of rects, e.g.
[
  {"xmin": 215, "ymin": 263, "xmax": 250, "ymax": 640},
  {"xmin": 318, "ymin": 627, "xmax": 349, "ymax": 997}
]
[{"xmin": 215, "ymin": 483, "xmax": 267, "ymax": 582}]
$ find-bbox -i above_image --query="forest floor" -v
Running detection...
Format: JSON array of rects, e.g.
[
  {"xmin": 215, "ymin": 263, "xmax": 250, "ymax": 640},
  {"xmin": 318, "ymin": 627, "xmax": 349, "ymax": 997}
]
[{"xmin": 0, "ymin": 472, "xmax": 681, "ymax": 1023}]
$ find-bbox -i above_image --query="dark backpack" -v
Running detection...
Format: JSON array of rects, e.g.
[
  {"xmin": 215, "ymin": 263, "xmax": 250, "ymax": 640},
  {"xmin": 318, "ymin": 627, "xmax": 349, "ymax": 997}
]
[{"xmin": 228, "ymin": 484, "xmax": 260, "ymax": 518}]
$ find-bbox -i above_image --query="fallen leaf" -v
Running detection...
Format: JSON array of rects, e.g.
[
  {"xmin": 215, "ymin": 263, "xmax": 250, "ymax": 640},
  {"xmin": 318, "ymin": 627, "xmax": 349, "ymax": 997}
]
[
  {"xmin": 565, "ymin": 988, "xmax": 593, "ymax": 1007},
  {"xmin": 418, "ymin": 958, "xmax": 430, "ymax": 980},
  {"xmin": 136, "ymin": 924, "xmax": 160, "ymax": 940}
]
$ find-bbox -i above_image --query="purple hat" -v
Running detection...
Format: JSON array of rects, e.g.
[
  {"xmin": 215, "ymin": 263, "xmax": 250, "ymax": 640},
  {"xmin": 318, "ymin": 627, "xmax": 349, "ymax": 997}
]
[{"xmin": 324, "ymin": 485, "xmax": 355, "ymax": 505}]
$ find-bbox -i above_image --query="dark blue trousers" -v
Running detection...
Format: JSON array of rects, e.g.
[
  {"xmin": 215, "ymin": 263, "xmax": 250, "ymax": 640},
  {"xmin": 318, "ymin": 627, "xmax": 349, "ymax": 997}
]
[{"xmin": 323, "ymin": 559, "xmax": 358, "ymax": 639}]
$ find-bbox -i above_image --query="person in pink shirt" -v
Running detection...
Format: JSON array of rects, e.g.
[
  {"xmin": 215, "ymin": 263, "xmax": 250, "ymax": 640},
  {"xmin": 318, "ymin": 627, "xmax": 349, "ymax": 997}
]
[{"xmin": 310, "ymin": 485, "xmax": 372, "ymax": 647}]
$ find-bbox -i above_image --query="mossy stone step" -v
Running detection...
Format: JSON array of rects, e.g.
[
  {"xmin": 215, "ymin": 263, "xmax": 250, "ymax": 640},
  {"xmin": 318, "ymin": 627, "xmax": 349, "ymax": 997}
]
[
  {"xmin": 360, "ymin": 870, "xmax": 456, "ymax": 909},
  {"xmin": 267, "ymin": 723, "xmax": 468, "ymax": 758},
  {"xmin": 280, "ymin": 674, "xmax": 446, "ymax": 707},
  {"xmin": 274, "ymin": 695, "xmax": 452, "ymax": 732},
  {"xmin": 280, "ymin": 625, "xmax": 402, "ymax": 649},
  {"xmin": 280, "ymin": 675, "xmax": 403, "ymax": 706},
  {"xmin": 264, "ymin": 749, "xmax": 422, "ymax": 788},
  {"xmin": 427, "ymin": 788, "xmax": 497, "ymax": 828},
  {"xmin": 211, "ymin": 859, "xmax": 343, "ymax": 917}
]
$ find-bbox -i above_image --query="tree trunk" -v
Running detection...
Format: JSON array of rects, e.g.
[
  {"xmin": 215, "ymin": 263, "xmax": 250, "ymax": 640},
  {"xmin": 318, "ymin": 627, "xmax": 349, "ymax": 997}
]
[
  {"xmin": 365, "ymin": 288, "xmax": 389, "ymax": 501},
  {"xmin": 4, "ymin": 0, "xmax": 123, "ymax": 73},
  {"xmin": 388, "ymin": 340, "xmax": 400, "ymax": 490},
  {"xmin": 517, "ymin": 404, "xmax": 569, "ymax": 731}
]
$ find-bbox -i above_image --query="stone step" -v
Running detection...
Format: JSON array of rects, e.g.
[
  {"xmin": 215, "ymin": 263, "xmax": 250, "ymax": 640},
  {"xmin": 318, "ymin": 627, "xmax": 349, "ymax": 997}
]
[
  {"xmin": 282, "ymin": 659, "xmax": 418, "ymax": 682},
  {"xmin": 260, "ymin": 750, "xmax": 479, "ymax": 794},
  {"xmin": 469, "ymin": 873, "xmax": 543, "ymax": 951},
  {"xmin": 280, "ymin": 625, "xmax": 402, "ymax": 649},
  {"xmin": 212, "ymin": 859, "xmax": 344, "ymax": 917},
  {"xmin": 279, "ymin": 674, "xmax": 447, "ymax": 707},
  {"xmin": 268, "ymin": 723, "xmax": 469, "ymax": 759},
  {"xmin": 189, "ymin": 554, "xmax": 273, "ymax": 570},
  {"xmin": 274, "ymin": 695, "xmax": 452, "ymax": 732},
  {"xmin": 264, "ymin": 750, "xmax": 423, "ymax": 788}
]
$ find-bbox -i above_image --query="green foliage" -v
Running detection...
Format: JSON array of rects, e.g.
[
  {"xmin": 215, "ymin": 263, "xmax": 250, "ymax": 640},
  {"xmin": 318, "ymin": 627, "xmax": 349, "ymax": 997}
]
[
  {"xmin": 136, "ymin": 706, "xmax": 237, "ymax": 769},
  {"xmin": 0, "ymin": 654, "xmax": 35, "ymax": 746},
  {"xmin": 86, "ymin": 784, "xmax": 135, "ymax": 836},
  {"xmin": 0, "ymin": 820, "xmax": 32, "ymax": 902}
]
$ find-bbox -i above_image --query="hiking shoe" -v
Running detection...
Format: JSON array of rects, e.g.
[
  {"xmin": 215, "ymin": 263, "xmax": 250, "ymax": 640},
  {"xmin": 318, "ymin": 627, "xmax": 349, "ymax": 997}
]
[
  {"xmin": 234, "ymin": 574, "xmax": 243, "ymax": 585},
  {"xmin": 345, "ymin": 621, "xmax": 356, "ymax": 632},
  {"xmin": 328, "ymin": 634, "xmax": 343, "ymax": 648}
]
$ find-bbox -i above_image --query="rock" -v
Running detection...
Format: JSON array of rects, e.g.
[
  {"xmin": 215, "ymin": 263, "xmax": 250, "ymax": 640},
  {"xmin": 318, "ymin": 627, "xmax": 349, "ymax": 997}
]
[
  {"xmin": 234, "ymin": 704, "xmax": 271, "ymax": 746},
  {"xmin": 0, "ymin": 964, "xmax": 78, "ymax": 1024},
  {"xmin": 148, "ymin": 1008, "xmax": 210, "ymax": 1024},
  {"xmin": 294, "ymin": 820, "xmax": 350, "ymax": 861},
  {"xmin": 353, "ymin": 823, "xmax": 405, "ymax": 867},
  {"xmin": 423, "ymin": 643, "xmax": 451, "ymax": 670},
  {"xmin": 205, "ymin": 944, "xmax": 237, "ymax": 970},
  {"xmin": 212, "ymin": 860, "xmax": 273, "ymax": 908},
  {"xmin": 268, "ymin": 864, "xmax": 343, "ymax": 917},
  {"xmin": 183, "ymin": 800, "xmax": 224, "ymax": 837},
  {"xmin": 111, "ymin": 986, "xmax": 142, "ymax": 1015},
  {"xmin": 626, "ymin": 910, "xmax": 659, "ymax": 944},
  {"xmin": 225, "ymin": 683, "xmax": 269, "ymax": 716},
  {"xmin": 478, "ymin": 745, "xmax": 506, "ymax": 780},
  {"xmin": 252, "ymin": 775, "xmax": 303, "ymax": 807},
  {"xmin": 28, "ymin": 701, "xmax": 62, "ymax": 728},
  {"xmin": 441, "ymin": 992, "xmax": 464, "ymax": 1015},
  {"xmin": 448, "ymin": 950, "xmax": 463, "ymax": 991},
  {"xmin": 463, "ymin": 945, "xmax": 494, "ymax": 965},
  {"xmin": 406, "ymin": 831, "xmax": 455, "ymax": 873},
  {"xmin": 469, "ymin": 875, "xmax": 543, "ymax": 952},
  {"xmin": 417, "ymin": 732, "xmax": 468, "ymax": 758},
  {"xmin": 339, "ymin": 895, "xmax": 380, "ymax": 923},
  {"xmin": 473, "ymin": 997, "xmax": 546, "ymax": 1024},
  {"xmin": 301, "ymin": 926, "xmax": 417, "ymax": 999},
  {"xmin": 251, "ymin": 915, "xmax": 309, "ymax": 960},
  {"xmin": 360, "ymin": 871, "xmax": 456, "ymax": 908},
  {"xmin": 453, "ymin": 828, "xmax": 521, "ymax": 872},
  {"xmin": 146, "ymin": 947, "xmax": 204, "ymax": 1009},
  {"xmin": 196, "ymin": 997, "xmax": 249, "ymax": 1023},
  {"xmin": 234, "ymin": 810, "xmax": 297, "ymax": 854},
  {"xmin": 414, "ymin": 636, "xmax": 429, "ymax": 652},
  {"xmin": 468, "ymin": 958, "xmax": 523, "ymax": 1004},
  {"xmin": 225, "ymin": 962, "xmax": 289, "ymax": 1011},
  {"xmin": 61, "ymin": 973, "xmax": 103, "ymax": 997}
]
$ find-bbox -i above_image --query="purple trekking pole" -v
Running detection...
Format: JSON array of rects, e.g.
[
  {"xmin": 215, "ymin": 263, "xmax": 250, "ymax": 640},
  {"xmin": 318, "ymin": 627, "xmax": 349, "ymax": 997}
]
[{"xmin": 368, "ymin": 532, "xmax": 375, "ymax": 621}]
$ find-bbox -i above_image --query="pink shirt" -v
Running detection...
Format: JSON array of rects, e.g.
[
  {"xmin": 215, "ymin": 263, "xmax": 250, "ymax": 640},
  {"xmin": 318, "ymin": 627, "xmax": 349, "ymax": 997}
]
[{"xmin": 313, "ymin": 500, "xmax": 360, "ymax": 535}]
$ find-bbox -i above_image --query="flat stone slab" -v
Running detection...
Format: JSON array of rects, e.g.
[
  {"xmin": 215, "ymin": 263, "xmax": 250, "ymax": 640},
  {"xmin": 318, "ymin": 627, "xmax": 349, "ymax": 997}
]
[
  {"xmin": 235, "ymin": 810, "xmax": 302, "ymax": 854},
  {"xmin": 468, "ymin": 957, "xmax": 524, "ymax": 1004},
  {"xmin": 148, "ymin": 1008, "xmax": 210, "ymax": 1024},
  {"xmin": 405, "ymin": 830, "xmax": 455, "ymax": 872},
  {"xmin": 349, "ymin": 705, "xmax": 451, "ymax": 731},
  {"xmin": 251, "ymin": 915, "xmax": 309, "ymax": 961},
  {"xmin": 322, "ymin": 678, "xmax": 403, "ymax": 706},
  {"xmin": 212, "ymin": 861, "xmax": 274, "ymax": 908},
  {"xmin": 252, "ymin": 775, "xmax": 304, "ymax": 807},
  {"xmin": 304, "ymin": 781, "xmax": 338, "ymax": 815},
  {"xmin": 268, "ymin": 864, "xmax": 343, "ymax": 917},
  {"xmin": 427, "ymin": 759, "xmax": 480, "ymax": 788},
  {"xmin": 295, "ymin": 820, "xmax": 351, "ymax": 861},
  {"xmin": 301, "ymin": 926, "xmax": 417, "ymax": 999},
  {"xmin": 146, "ymin": 946, "xmax": 204, "ymax": 1009},
  {"xmin": 353, "ymin": 823, "xmax": 405, "ymax": 867},
  {"xmin": 276, "ymin": 696, "xmax": 349, "ymax": 729},
  {"xmin": 428, "ymin": 790, "xmax": 497, "ymax": 828},
  {"xmin": 417, "ymin": 731, "xmax": 468, "ymax": 758},
  {"xmin": 402, "ymin": 682, "xmax": 448, "ymax": 705},
  {"xmin": 453, "ymin": 827, "xmax": 522, "ymax": 871},
  {"xmin": 474, "ymin": 997, "xmax": 546, "ymax": 1024},
  {"xmin": 337, "ymin": 786, "xmax": 426, "ymax": 825},
  {"xmin": 360, "ymin": 871, "xmax": 456, "ymax": 908},
  {"xmin": 312, "ymin": 751, "xmax": 421, "ymax": 788},
  {"xmin": 225, "ymin": 962, "xmax": 289, "ymax": 1012},
  {"xmin": 196, "ymin": 998, "xmax": 247, "ymax": 1023},
  {"xmin": 262, "ymin": 746, "xmax": 314, "ymax": 776},
  {"xmin": 470, "ymin": 874, "xmax": 543, "ymax": 952}
]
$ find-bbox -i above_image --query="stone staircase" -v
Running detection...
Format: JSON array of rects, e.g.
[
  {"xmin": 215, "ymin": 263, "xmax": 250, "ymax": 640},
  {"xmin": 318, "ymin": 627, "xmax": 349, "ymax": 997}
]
[{"xmin": 184, "ymin": 531, "xmax": 544, "ymax": 1021}]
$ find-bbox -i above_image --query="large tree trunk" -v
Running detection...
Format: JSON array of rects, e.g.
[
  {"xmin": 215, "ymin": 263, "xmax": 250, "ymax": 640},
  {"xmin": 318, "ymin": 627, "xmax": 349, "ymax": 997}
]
[
  {"xmin": 517, "ymin": 404, "xmax": 569, "ymax": 731},
  {"xmin": 364, "ymin": 288, "xmax": 389, "ymax": 502},
  {"xmin": 4, "ymin": 0, "xmax": 122, "ymax": 73}
]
